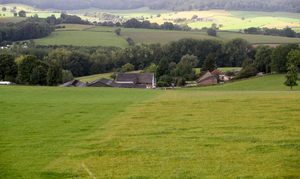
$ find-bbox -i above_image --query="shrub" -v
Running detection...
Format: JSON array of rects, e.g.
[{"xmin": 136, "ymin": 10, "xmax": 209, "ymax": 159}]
[
  {"xmin": 156, "ymin": 81, "xmax": 168, "ymax": 87},
  {"xmin": 235, "ymin": 66, "xmax": 257, "ymax": 79}
]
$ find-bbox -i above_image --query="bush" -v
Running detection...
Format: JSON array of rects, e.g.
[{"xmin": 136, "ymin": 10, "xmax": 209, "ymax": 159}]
[
  {"xmin": 225, "ymin": 70, "xmax": 235, "ymax": 76},
  {"xmin": 156, "ymin": 81, "xmax": 168, "ymax": 87},
  {"xmin": 159, "ymin": 74, "xmax": 172, "ymax": 84},
  {"xmin": 235, "ymin": 66, "xmax": 257, "ymax": 79},
  {"xmin": 173, "ymin": 77, "xmax": 186, "ymax": 86}
]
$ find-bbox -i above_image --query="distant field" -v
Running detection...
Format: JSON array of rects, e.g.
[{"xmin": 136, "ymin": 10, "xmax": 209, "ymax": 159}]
[
  {"xmin": 121, "ymin": 30, "xmax": 215, "ymax": 44},
  {"xmin": 46, "ymin": 7, "xmax": 173, "ymax": 19},
  {"xmin": 56, "ymin": 24, "xmax": 95, "ymax": 31},
  {"xmin": 34, "ymin": 30, "xmax": 128, "ymax": 48},
  {"xmin": 1, "ymin": 74, "xmax": 300, "ymax": 178},
  {"xmin": 217, "ymin": 32, "xmax": 300, "ymax": 44},
  {"xmin": 34, "ymin": 26, "xmax": 300, "ymax": 46},
  {"xmin": 1, "ymin": 4, "xmax": 300, "ymax": 45},
  {"xmin": 0, "ymin": 17, "xmax": 25, "ymax": 23}
]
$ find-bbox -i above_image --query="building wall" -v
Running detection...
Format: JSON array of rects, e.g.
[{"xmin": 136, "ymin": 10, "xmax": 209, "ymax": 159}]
[{"xmin": 199, "ymin": 77, "xmax": 218, "ymax": 85}]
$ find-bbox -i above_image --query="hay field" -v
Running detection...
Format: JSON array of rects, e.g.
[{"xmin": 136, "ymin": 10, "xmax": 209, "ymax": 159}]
[{"xmin": 1, "ymin": 74, "xmax": 300, "ymax": 178}]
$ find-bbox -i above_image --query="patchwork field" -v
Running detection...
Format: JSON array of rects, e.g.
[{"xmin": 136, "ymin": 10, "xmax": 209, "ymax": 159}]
[{"xmin": 1, "ymin": 74, "xmax": 300, "ymax": 178}]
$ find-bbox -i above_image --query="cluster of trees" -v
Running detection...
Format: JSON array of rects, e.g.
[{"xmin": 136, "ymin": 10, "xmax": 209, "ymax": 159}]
[
  {"xmin": 0, "ymin": 13, "xmax": 91, "ymax": 45},
  {"xmin": 0, "ymin": 18, "xmax": 51, "ymax": 45},
  {"xmin": 0, "ymin": 53, "xmax": 63, "ymax": 85},
  {"xmin": 1, "ymin": 34, "xmax": 299, "ymax": 87},
  {"xmin": 83, "ymin": 12, "xmax": 116, "ymax": 20},
  {"xmin": 1, "ymin": 0, "xmax": 300, "ymax": 13},
  {"xmin": 123, "ymin": 18, "xmax": 191, "ymax": 31},
  {"xmin": 234, "ymin": 43, "xmax": 300, "ymax": 81},
  {"xmin": 244, "ymin": 27, "xmax": 298, "ymax": 38}
]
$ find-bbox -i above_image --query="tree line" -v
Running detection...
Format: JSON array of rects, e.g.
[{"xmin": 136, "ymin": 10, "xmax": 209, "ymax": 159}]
[
  {"xmin": 1, "ymin": 36, "xmax": 299, "ymax": 86},
  {"xmin": 244, "ymin": 27, "xmax": 298, "ymax": 38},
  {"xmin": 1, "ymin": 0, "xmax": 299, "ymax": 13}
]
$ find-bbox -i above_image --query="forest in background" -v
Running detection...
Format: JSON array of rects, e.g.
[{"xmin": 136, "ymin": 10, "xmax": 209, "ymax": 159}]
[{"xmin": 0, "ymin": 0, "xmax": 300, "ymax": 12}]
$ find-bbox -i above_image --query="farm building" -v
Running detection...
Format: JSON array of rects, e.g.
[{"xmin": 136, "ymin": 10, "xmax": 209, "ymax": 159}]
[
  {"xmin": 59, "ymin": 79, "xmax": 86, "ymax": 87},
  {"xmin": 196, "ymin": 71, "xmax": 218, "ymax": 85},
  {"xmin": 116, "ymin": 73, "xmax": 156, "ymax": 89},
  {"xmin": 87, "ymin": 78, "xmax": 120, "ymax": 87}
]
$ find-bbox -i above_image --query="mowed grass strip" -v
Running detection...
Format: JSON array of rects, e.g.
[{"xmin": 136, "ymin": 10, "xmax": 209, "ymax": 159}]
[
  {"xmin": 48, "ymin": 90, "xmax": 300, "ymax": 178},
  {"xmin": 34, "ymin": 30, "xmax": 128, "ymax": 48},
  {"xmin": 0, "ymin": 85, "xmax": 162, "ymax": 178}
]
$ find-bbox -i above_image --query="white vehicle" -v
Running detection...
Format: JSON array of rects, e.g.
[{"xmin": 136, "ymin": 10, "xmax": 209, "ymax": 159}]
[{"xmin": 0, "ymin": 81, "xmax": 12, "ymax": 85}]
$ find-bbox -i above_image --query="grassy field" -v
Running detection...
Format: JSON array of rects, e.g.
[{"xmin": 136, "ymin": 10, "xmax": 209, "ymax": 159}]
[
  {"xmin": 183, "ymin": 74, "xmax": 300, "ymax": 91},
  {"xmin": 34, "ymin": 30, "xmax": 128, "ymax": 48},
  {"xmin": 32, "ymin": 25, "xmax": 300, "ymax": 47},
  {"xmin": 1, "ymin": 74, "xmax": 300, "ymax": 178}
]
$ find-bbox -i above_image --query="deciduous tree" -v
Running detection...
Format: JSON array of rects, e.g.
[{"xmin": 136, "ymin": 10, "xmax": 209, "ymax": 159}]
[
  {"xmin": 207, "ymin": 28, "xmax": 217, "ymax": 36},
  {"xmin": 201, "ymin": 53, "xmax": 216, "ymax": 72},
  {"xmin": 114, "ymin": 28, "xmax": 121, "ymax": 35},
  {"xmin": 255, "ymin": 45, "xmax": 274, "ymax": 73},
  {"xmin": 47, "ymin": 62, "xmax": 62, "ymax": 86},
  {"xmin": 18, "ymin": 55, "xmax": 39, "ymax": 84},
  {"xmin": 271, "ymin": 43, "xmax": 299, "ymax": 73},
  {"xmin": 155, "ymin": 57, "xmax": 170, "ymax": 79},
  {"xmin": 18, "ymin": 10, "xmax": 26, "ymax": 17},
  {"xmin": 0, "ymin": 53, "xmax": 18, "ymax": 81},
  {"xmin": 284, "ymin": 64, "xmax": 299, "ymax": 91},
  {"xmin": 30, "ymin": 65, "xmax": 47, "ymax": 85}
]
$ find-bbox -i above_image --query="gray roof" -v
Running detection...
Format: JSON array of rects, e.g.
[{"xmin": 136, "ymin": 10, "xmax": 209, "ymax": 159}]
[
  {"xmin": 87, "ymin": 78, "xmax": 120, "ymax": 87},
  {"xmin": 116, "ymin": 73, "xmax": 138, "ymax": 84},
  {"xmin": 137, "ymin": 73, "xmax": 154, "ymax": 84},
  {"xmin": 119, "ymin": 83, "xmax": 136, "ymax": 88},
  {"xmin": 59, "ymin": 79, "xmax": 87, "ymax": 87}
]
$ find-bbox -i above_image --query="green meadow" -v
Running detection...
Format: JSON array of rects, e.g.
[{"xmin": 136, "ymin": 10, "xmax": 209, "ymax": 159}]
[
  {"xmin": 34, "ymin": 30, "xmax": 128, "ymax": 48},
  {"xmin": 1, "ymin": 74, "xmax": 300, "ymax": 178},
  {"xmin": 34, "ymin": 26, "xmax": 300, "ymax": 47}
]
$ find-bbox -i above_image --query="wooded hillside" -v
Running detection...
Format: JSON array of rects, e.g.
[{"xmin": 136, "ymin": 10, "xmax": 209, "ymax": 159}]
[{"xmin": 1, "ymin": 0, "xmax": 300, "ymax": 12}]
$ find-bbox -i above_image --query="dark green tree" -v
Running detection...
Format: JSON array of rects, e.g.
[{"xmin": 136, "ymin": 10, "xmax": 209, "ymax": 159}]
[
  {"xmin": 271, "ymin": 43, "xmax": 300, "ymax": 73},
  {"xmin": 286, "ymin": 49, "xmax": 300, "ymax": 68},
  {"xmin": 254, "ymin": 45, "xmax": 274, "ymax": 73},
  {"xmin": 18, "ymin": 10, "xmax": 26, "ymax": 17},
  {"xmin": 62, "ymin": 70, "xmax": 74, "ymax": 83},
  {"xmin": 155, "ymin": 57, "xmax": 170, "ymax": 79},
  {"xmin": 284, "ymin": 64, "xmax": 299, "ymax": 91},
  {"xmin": 2, "ymin": 7, "xmax": 6, "ymax": 12},
  {"xmin": 224, "ymin": 38, "xmax": 252, "ymax": 67},
  {"xmin": 18, "ymin": 55, "xmax": 39, "ymax": 84},
  {"xmin": 47, "ymin": 62, "xmax": 63, "ymax": 86},
  {"xmin": 110, "ymin": 72, "xmax": 117, "ymax": 81},
  {"xmin": 201, "ymin": 53, "xmax": 217, "ymax": 72},
  {"xmin": 30, "ymin": 65, "xmax": 47, "ymax": 85},
  {"xmin": 0, "ymin": 53, "xmax": 18, "ymax": 81},
  {"xmin": 207, "ymin": 28, "xmax": 217, "ymax": 36},
  {"xmin": 114, "ymin": 28, "xmax": 121, "ymax": 35}
]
